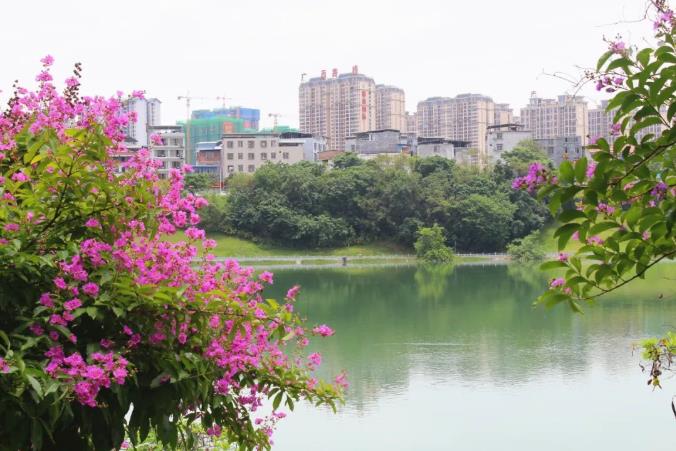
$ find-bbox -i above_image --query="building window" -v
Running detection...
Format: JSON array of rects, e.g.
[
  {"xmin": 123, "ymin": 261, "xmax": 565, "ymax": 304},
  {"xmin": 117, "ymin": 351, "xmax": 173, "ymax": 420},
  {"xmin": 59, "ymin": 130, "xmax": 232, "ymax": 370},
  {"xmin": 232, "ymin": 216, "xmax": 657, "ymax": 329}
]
[
  {"xmin": 260, "ymin": 140, "xmax": 267, "ymax": 148},
  {"xmin": 237, "ymin": 141, "xmax": 243, "ymax": 148},
  {"xmin": 248, "ymin": 153, "xmax": 255, "ymax": 160},
  {"xmin": 238, "ymin": 164, "xmax": 243, "ymax": 172},
  {"xmin": 261, "ymin": 153, "xmax": 267, "ymax": 160},
  {"xmin": 282, "ymin": 152, "xmax": 289, "ymax": 160},
  {"xmin": 496, "ymin": 144, "xmax": 503, "ymax": 151},
  {"xmin": 156, "ymin": 150, "xmax": 166, "ymax": 157},
  {"xmin": 237, "ymin": 153, "xmax": 243, "ymax": 160},
  {"xmin": 247, "ymin": 141, "xmax": 255, "ymax": 148},
  {"xmin": 171, "ymin": 161, "xmax": 181, "ymax": 168},
  {"xmin": 227, "ymin": 165, "xmax": 234, "ymax": 172},
  {"xmin": 271, "ymin": 140, "xmax": 276, "ymax": 147},
  {"xmin": 496, "ymin": 133, "xmax": 503, "ymax": 139},
  {"xmin": 248, "ymin": 165, "xmax": 255, "ymax": 172},
  {"xmin": 226, "ymin": 141, "xmax": 234, "ymax": 148},
  {"xmin": 271, "ymin": 152, "xmax": 277, "ymax": 159},
  {"xmin": 227, "ymin": 153, "xmax": 234, "ymax": 160}
]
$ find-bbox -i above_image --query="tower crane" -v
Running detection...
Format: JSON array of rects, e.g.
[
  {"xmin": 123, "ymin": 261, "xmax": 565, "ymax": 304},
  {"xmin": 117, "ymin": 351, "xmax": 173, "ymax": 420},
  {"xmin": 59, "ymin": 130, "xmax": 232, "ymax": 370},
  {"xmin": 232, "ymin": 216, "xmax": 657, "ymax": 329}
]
[{"xmin": 268, "ymin": 113, "xmax": 283, "ymax": 130}]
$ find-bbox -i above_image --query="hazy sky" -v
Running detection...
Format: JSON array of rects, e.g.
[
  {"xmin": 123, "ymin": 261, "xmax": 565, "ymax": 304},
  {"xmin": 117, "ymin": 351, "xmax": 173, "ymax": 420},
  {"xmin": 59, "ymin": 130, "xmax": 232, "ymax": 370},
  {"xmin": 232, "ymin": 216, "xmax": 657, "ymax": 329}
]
[{"xmin": 0, "ymin": 0, "xmax": 656, "ymax": 128}]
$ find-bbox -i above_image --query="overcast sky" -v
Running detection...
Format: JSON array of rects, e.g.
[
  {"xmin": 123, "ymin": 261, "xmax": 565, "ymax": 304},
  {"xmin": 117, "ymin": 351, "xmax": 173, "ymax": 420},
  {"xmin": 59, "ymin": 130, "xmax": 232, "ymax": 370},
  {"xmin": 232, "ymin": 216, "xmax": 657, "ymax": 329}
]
[{"xmin": 0, "ymin": 0, "xmax": 656, "ymax": 128}]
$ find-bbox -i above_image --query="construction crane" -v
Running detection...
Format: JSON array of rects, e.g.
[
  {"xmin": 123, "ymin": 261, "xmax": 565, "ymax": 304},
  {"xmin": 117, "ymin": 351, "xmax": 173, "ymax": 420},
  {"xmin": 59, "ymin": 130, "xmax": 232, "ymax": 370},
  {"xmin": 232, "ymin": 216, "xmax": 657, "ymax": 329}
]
[
  {"xmin": 216, "ymin": 95, "xmax": 232, "ymax": 109},
  {"xmin": 268, "ymin": 113, "xmax": 283, "ymax": 130},
  {"xmin": 177, "ymin": 93, "xmax": 215, "ymax": 165}
]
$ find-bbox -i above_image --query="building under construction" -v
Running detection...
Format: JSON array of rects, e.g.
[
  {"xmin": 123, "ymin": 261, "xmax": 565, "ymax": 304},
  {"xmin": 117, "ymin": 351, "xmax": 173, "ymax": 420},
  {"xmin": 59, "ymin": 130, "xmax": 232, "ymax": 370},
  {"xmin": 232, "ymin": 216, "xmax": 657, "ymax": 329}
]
[{"xmin": 179, "ymin": 107, "xmax": 260, "ymax": 164}]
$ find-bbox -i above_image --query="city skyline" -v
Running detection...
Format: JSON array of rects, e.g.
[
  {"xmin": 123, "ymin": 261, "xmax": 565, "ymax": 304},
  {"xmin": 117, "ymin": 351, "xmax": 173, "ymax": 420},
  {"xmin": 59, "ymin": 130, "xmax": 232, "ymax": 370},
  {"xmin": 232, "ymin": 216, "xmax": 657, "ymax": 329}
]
[{"xmin": 0, "ymin": 0, "xmax": 655, "ymax": 129}]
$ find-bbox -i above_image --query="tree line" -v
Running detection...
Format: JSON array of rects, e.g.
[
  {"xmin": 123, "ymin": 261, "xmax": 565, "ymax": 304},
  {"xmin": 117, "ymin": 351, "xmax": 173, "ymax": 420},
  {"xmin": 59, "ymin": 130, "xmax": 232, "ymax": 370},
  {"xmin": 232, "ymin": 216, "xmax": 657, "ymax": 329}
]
[{"xmin": 192, "ymin": 140, "xmax": 552, "ymax": 253}]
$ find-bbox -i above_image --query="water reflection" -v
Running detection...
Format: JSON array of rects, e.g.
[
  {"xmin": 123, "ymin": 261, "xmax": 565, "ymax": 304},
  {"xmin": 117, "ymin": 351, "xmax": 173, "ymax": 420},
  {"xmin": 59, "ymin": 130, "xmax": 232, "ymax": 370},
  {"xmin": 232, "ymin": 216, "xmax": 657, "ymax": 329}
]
[{"xmin": 264, "ymin": 264, "xmax": 676, "ymax": 451}]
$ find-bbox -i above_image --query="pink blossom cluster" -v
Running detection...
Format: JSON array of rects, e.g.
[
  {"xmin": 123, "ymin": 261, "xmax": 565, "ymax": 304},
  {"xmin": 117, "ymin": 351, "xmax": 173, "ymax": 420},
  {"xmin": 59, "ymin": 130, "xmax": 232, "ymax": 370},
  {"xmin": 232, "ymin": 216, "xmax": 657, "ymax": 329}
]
[
  {"xmin": 44, "ymin": 346, "xmax": 129, "ymax": 407},
  {"xmin": 595, "ymin": 75, "xmax": 624, "ymax": 93},
  {"xmin": 0, "ymin": 57, "xmax": 343, "ymax": 440},
  {"xmin": 511, "ymin": 162, "xmax": 549, "ymax": 192}
]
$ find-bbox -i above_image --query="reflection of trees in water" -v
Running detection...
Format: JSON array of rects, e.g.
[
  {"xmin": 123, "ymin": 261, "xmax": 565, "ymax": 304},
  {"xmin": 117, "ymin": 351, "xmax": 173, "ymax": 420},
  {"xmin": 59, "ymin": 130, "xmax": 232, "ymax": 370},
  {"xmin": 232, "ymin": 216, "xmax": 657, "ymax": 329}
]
[
  {"xmin": 414, "ymin": 264, "xmax": 455, "ymax": 302},
  {"xmin": 266, "ymin": 265, "xmax": 676, "ymax": 412}
]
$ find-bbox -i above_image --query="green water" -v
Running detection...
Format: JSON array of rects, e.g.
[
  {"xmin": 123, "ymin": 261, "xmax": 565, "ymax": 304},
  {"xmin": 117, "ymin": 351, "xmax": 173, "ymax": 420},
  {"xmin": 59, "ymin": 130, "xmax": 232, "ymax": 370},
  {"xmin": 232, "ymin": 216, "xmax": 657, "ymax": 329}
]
[{"xmin": 265, "ymin": 263, "xmax": 676, "ymax": 451}]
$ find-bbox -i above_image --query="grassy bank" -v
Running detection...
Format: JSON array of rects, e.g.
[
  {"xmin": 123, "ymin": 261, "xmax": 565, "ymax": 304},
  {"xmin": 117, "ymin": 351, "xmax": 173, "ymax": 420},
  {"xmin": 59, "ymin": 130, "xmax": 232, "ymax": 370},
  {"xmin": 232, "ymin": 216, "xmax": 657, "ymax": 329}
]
[{"xmin": 172, "ymin": 233, "xmax": 413, "ymax": 258}]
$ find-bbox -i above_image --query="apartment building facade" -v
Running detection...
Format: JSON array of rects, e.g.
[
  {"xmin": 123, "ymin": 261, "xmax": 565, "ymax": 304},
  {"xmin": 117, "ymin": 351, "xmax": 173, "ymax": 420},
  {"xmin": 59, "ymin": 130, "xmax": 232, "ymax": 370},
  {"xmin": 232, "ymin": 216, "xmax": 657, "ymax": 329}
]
[
  {"xmin": 122, "ymin": 97, "xmax": 161, "ymax": 147},
  {"xmin": 148, "ymin": 125, "xmax": 185, "ymax": 178},
  {"xmin": 375, "ymin": 85, "xmax": 406, "ymax": 132},
  {"xmin": 588, "ymin": 99, "xmax": 666, "ymax": 145},
  {"xmin": 415, "ymin": 93, "xmax": 499, "ymax": 160},
  {"xmin": 220, "ymin": 133, "xmax": 304, "ymax": 175},
  {"xmin": 520, "ymin": 94, "xmax": 588, "ymax": 145},
  {"xmin": 486, "ymin": 123, "xmax": 533, "ymax": 164},
  {"xmin": 299, "ymin": 67, "xmax": 380, "ymax": 151}
]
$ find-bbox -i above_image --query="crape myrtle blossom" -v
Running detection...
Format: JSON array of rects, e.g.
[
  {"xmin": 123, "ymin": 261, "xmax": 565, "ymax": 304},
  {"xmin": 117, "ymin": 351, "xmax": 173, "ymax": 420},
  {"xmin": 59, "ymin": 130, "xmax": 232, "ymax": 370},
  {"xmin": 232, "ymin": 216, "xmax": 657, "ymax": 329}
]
[{"xmin": 0, "ymin": 57, "xmax": 344, "ymax": 448}]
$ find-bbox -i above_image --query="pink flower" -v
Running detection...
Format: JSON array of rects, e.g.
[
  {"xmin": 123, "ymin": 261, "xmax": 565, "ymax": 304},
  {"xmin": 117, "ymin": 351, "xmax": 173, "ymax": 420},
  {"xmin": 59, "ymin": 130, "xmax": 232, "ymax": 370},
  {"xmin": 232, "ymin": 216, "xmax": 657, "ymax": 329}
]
[
  {"xmin": 11, "ymin": 171, "xmax": 29, "ymax": 182},
  {"xmin": 40, "ymin": 55, "xmax": 54, "ymax": 66},
  {"xmin": 312, "ymin": 324, "xmax": 334, "ymax": 337},
  {"xmin": 307, "ymin": 352, "xmax": 322, "ymax": 368},
  {"xmin": 82, "ymin": 282, "xmax": 99, "ymax": 297},
  {"xmin": 587, "ymin": 235, "xmax": 604, "ymax": 246},
  {"xmin": 286, "ymin": 285, "xmax": 300, "ymax": 300},
  {"xmin": 85, "ymin": 218, "xmax": 100, "ymax": 228},
  {"xmin": 610, "ymin": 41, "xmax": 626, "ymax": 54},
  {"xmin": 208, "ymin": 315, "xmax": 221, "ymax": 329},
  {"xmin": 642, "ymin": 231, "xmax": 651, "ymax": 240},
  {"xmin": 334, "ymin": 371, "xmax": 349, "ymax": 390},
  {"xmin": 54, "ymin": 277, "xmax": 67, "ymax": 290},
  {"xmin": 29, "ymin": 323, "xmax": 44, "ymax": 336},
  {"xmin": 0, "ymin": 358, "xmax": 11, "ymax": 373},
  {"xmin": 64, "ymin": 298, "xmax": 82, "ymax": 311},
  {"xmin": 206, "ymin": 424, "xmax": 222, "ymax": 437},
  {"xmin": 550, "ymin": 278, "xmax": 565, "ymax": 288},
  {"xmin": 586, "ymin": 162, "xmax": 596, "ymax": 179},
  {"xmin": 65, "ymin": 77, "xmax": 80, "ymax": 88},
  {"xmin": 557, "ymin": 253, "xmax": 569, "ymax": 262},
  {"xmin": 150, "ymin": 133, "xmax": 163, "ymax": 146},
  {"xmin": 259, "ymin": 271, "xmax": 274, "ymax": 284},
  {"xmin": 3, "ymin": 223, "xmax": 19, "ymax": 233}
]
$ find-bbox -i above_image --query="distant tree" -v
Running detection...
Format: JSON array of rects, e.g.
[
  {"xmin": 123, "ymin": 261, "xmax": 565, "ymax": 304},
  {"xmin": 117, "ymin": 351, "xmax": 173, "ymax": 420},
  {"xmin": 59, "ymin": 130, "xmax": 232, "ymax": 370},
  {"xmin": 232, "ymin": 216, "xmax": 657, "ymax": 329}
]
[
  {"xmin": 506, "ymin": 232, "xmax": 546, "ymax": 263},
  {"xmin": 447, "ymin": 194, "xmax": 516, "ymax": 252},
  {"xmin": 413, "ymin": 156, "xmax": 455, "ymax": 178},
  {"xmin": 183, "ymin": 172, "xmax": 216, "ymax": 194},
  {"xmin": 414, "ymin": 225, "xmax": 454, "ymax": 263},
  {"xmin": 502, "ymin": 140, "xmax": 550, "ymax": 175},
  {"xmin": 332, "ymin": 152, "xmax": 362, "ymax": 169}
]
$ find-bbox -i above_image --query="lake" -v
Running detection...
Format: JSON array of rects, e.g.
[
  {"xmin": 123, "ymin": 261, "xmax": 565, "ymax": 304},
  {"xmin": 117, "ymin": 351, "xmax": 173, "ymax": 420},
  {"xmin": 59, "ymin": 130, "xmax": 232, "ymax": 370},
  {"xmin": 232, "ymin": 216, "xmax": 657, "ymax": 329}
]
[{"xmin": 264, "ymin": 263, "xmax": 676, "ymax": 451}]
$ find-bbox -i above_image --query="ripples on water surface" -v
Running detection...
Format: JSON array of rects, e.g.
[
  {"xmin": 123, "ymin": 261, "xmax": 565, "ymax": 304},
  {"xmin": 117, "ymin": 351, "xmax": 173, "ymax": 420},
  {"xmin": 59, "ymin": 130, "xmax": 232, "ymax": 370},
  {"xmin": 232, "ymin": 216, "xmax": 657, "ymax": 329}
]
[{"xmin": 263, "ymin": 264, "xmax": 676, "ymax": 451}]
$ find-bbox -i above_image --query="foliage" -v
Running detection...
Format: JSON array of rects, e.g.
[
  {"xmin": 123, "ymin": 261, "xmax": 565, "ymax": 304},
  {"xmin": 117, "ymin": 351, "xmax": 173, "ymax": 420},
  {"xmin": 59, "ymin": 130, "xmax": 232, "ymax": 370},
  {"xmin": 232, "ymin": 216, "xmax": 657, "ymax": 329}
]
[
  {"xmin": 183, "ymin": 172, "xmax": 216, "ymax": 194},
  {"xmin": 332, "ymin": 152, "xmax": 362, "ymax": 169},
  {"xmin": 414, "ymin": 226, "xmax": 454, "ymax": 263},
  {"xmin": 513, "ymin": 1, "xmax": 675, "ymax": 394},
  {"xmin": 218, "ymin": 154, "xmax": 549, "ymax": 252},
  {"xmin": 501, "ymin": 140, "xmax": 550, "ymax": 175},
  {"xmin": 506, "ymin": 232, "xmax": 546, "ymax": 263},
  {"xmin": 0, "ymin": 59, "xmax": 344, "ymax": 451}
]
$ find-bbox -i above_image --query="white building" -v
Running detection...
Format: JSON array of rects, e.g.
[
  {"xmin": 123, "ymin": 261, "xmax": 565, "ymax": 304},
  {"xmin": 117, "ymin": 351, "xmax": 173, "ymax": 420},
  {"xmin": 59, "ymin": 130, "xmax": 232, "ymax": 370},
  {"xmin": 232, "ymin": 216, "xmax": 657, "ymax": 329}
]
[
  {"xmin": 221, "ymin": 133, "xmax": 305, "ymax": 175},
  {"xmin": 122, "ymin": 97, "xmax": 161, "ymax": 147},
  {"xmin": 417, "ymin": 137, "xmax": 470, "ymax": 161},
  {"xmin": 148, "ymin": 125, "xmax": 185, "ymax": 178},
  {"xmin": 278, "ymin": 132, "xmax": 327, "ymax": 161},
  {"xmin": 486, "ymin": 124, "xmax": 533, "ymax": 164}
]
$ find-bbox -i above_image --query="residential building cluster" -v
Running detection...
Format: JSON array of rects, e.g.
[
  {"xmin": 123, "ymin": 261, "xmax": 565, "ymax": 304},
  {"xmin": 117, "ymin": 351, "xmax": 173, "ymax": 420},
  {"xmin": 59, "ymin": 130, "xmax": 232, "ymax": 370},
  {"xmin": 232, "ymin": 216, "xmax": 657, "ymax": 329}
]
[{"xmin": 115, "ymin": 66, "xmax": 668, "ymax": 180}]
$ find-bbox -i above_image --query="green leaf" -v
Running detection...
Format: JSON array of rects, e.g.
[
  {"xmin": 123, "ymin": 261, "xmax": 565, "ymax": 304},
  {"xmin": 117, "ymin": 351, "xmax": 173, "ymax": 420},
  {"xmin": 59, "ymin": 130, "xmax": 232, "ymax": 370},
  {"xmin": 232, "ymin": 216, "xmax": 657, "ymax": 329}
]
[
  {"xmin": 26, "ymin": 375, "xmax": 43, "ymax": 398},
  {"xmin": 558, "ymin": 160, "xmax": 574, "ymax": 183},
  {"xmin": 554, "ymin": 223, "xmax": 580, "ymax": 251},
  {"xmin": 540, "ymin": 261, "xmax": 568, "ymax": 271},
  {"xmin": 558, "ymin": 209, "xmax": 587, "ymax": 222},
  {"xmin": 272, "ymin": 392, "xmax": 283, "ymax": 410},
  {"xmin": 636, "ymin": 48, "xmax": 652, "ymax": 67},
  {"xmin": 574, "ymin": 157, "xmax": 587, "ymax": 183},
  {"xmin": 596, "ymin": 50, "xmax": 614, "ymax": 71},
  {"xmin": 589, "ymin": 221, "xmax": 618, "ymax": 235}
]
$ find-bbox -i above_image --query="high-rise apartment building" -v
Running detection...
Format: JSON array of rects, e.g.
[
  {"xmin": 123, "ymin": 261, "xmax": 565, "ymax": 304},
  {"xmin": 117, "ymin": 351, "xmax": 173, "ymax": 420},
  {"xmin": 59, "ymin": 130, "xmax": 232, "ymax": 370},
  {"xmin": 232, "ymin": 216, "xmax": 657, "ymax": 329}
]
[
  {"xmin": 375, "ymin": 85, "xmax": 406, "ymax": 132},
  {"xmin": 122, "ymin": 98, "xmax": 161, "ymax": 147},
  {"xmin": 520, "ymin": 94, "xmax": 588, "ymax": 145},
  {"xmin": 588, "ymin": 99, "xmax": 666, "ymax": 145},
  {"xmin": 298, "ymin": 66, "xmax": 378, "ymax": 151},
  {"xmin": 494, "ymin": 103, "xmax": 514, "ymax": 126},
  {"xmin": 405, "ymin": 112, "xmax": 417, "ymax": 135},
  {"xmin": 416, "ymin": 94, "xmax": 499, "ymax": 159}
]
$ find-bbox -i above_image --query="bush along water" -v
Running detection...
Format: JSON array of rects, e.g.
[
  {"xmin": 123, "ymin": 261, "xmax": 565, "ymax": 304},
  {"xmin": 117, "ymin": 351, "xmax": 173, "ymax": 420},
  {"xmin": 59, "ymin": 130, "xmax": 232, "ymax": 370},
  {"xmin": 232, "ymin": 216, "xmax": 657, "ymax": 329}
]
[{"xmin": 0, "ymin": 57, "xmax": 345, "ymax": 450}]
